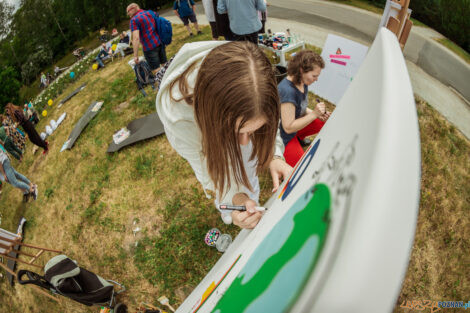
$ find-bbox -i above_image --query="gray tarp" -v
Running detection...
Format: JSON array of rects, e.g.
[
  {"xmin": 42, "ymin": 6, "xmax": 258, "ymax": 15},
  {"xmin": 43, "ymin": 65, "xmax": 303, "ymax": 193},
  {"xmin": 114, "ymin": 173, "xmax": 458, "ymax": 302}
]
[
  {"xmin": 61, "ymin": 101, "xmax": 103, "ymax": 151},
  {"xmin": 58, "ymin": 83, "xmax": 86, "ymax": 108},
  {"xmin": 107, "ymin": 112, "xmax": 165, "ymax": 153}
]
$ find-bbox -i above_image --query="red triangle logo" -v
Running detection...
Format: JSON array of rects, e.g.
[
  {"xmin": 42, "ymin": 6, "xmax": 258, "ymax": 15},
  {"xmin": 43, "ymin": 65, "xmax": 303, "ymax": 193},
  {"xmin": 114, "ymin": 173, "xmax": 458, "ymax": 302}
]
[{"xmin": 336, "ymin": 48, "xmax": 342, "ymax": 54}]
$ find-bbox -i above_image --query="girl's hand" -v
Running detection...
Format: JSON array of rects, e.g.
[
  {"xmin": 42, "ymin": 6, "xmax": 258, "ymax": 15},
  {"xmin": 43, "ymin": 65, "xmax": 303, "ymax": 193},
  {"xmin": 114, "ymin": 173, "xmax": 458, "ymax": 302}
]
[
  {"xmin": 319, "ymin": 111, "xmax": 331, "ymax": 122},
  {"xmin": 269, "ymin": 158, "xmax": 293, "ymax": 193},
  {"xmin": 232, "ymin": 198, "xmax": 262, "ymax": 229},
  {"xmin": 313, "ymin": 102, "xmax": 326, "ymax": 117}
]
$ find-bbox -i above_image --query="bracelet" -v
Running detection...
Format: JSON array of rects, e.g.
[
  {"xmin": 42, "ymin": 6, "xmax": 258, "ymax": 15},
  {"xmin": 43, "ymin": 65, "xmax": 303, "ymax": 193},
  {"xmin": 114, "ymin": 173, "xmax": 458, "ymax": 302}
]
[{"xmin": 272, "ymin": 155, "xmax": 285, "ymax": 162}]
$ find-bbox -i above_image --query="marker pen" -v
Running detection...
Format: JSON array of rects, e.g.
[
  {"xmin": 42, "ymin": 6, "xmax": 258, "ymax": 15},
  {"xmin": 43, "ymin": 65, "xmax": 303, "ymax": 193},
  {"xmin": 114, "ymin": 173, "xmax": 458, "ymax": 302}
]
[
  {"xmin": 316, "ymin": 98, "xmax": 326, "ymax": 114},
  {"xmin": 219, "ymin": 205, "xmax": 267, "ymax": 212}
]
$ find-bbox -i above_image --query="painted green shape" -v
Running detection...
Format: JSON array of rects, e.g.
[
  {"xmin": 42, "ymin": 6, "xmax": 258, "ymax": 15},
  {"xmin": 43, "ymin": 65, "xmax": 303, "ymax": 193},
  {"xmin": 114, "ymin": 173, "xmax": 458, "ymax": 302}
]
[{"xmin": 213, "ymin": 184, "xmax": 331, "ymax": 313}]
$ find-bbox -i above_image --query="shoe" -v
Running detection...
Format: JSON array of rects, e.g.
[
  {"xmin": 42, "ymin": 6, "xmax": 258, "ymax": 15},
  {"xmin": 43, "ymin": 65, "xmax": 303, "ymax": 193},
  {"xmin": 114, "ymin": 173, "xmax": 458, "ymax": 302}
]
[
  {"xmin": 299, "ymin": 137, "xmax": 312, "ymax": 147},
  {"xmin": 189, "ymin": 33, "xmax": 194, "ymax": 37},
  {"xmin": 23, "ymin": 193, "xmax": 30, "ymax": 203},
  {"xmin": 32, "ymin": 184, "xmax": 38, "ymax": 200},
  {"xmin": 197, "ymin": 30, "xmax": 202, "ymax": 35}
]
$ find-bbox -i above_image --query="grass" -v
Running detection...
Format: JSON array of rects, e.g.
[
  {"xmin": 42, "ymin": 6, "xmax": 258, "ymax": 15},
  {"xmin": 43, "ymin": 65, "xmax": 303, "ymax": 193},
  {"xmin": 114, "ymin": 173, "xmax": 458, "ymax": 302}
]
[
  {"xmin": 394, "ymin": 98, "xmax": 470, "ymax": 311},
  {"xmin": 0, "ymin": 22, "xmax": 469, "ymax": 313}
]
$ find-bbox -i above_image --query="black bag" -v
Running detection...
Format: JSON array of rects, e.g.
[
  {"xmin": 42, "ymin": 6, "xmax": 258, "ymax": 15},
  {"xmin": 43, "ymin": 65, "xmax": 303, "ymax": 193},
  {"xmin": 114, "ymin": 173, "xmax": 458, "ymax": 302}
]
[{"xmin": 134, "ymin": 61, "xmax": 156, "ymax": 96}]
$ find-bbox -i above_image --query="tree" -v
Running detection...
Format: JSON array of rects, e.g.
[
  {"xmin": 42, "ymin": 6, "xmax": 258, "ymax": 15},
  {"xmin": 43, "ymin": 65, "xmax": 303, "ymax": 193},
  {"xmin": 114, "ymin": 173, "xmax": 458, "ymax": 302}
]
[
  {"xmin": 0, "ymin": 1, "xmax": 13, "ymax": 35},
  {"xmin": 0, "ymin": 66, "xmax": 21, "ymax": 112}
]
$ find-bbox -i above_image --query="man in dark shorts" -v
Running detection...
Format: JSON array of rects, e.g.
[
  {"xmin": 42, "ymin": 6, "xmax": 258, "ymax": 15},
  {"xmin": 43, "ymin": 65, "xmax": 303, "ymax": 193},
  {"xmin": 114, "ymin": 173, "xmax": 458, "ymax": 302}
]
[
  {"xmin": 127, "ymin": 3, "xmax": 167, "ymax": 73},
  {"xmin": 173, "ymin": 0, "xmax": 202, "ymax": 37}
]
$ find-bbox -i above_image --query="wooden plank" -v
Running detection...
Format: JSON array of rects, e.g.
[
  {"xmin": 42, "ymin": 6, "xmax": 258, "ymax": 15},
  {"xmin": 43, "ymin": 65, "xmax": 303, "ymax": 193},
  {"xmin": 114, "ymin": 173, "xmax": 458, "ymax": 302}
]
[
  {"xmin": 386, "ymin": 17, "xmax": 400, "ymax": 35},
  {"xmin": 399, "ymin": 19, "xmax": 413, "ymax": 49}
]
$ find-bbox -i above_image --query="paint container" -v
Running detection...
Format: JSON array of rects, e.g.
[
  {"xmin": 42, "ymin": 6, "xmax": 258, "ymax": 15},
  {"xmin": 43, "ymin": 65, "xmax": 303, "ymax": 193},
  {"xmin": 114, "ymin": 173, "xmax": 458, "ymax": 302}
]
[{"xmin": 204, "ymin": 228, "xmax": 232, "ymax": 252}]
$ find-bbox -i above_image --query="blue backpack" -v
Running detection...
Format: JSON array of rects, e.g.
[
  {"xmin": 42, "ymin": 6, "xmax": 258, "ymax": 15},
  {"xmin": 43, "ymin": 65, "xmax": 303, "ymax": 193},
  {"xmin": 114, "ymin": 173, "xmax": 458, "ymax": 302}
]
[{"xmin": 151, "ymin": 11, "xmax": 173, "ymax": 46}]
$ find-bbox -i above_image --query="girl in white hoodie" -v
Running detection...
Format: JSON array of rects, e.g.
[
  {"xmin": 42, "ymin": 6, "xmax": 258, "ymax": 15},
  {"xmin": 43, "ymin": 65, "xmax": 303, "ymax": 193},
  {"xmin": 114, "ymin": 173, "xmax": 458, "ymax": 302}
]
[{"xmin": 156, "ymin": 41, "xmax": 291, "ymax": 229}]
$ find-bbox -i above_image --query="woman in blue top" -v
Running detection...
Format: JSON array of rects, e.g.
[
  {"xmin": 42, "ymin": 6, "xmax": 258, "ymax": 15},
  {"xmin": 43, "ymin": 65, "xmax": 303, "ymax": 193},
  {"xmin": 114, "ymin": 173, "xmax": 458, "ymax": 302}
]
[{"xmin": 279, "ymin": 50, "xmax": 331, "ymax": 167}]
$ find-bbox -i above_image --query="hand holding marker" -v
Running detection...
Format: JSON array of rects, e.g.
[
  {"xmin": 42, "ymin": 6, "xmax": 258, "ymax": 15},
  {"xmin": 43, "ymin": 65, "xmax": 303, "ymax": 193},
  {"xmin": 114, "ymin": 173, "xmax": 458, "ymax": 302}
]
[{"xmin": 219, "ymin": 204, "xmax": 267, "ymax": 212}]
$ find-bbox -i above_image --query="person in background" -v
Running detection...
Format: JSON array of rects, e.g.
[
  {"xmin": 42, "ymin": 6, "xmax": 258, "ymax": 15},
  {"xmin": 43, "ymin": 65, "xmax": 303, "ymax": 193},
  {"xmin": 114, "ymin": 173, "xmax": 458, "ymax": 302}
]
[
  {"xmin": 156, "ymin": 41, "xmax": 291, "ymax": 229},
  {"xmin": 0, "ymin": 143, "xmax": 37, "ymax": 202},
  {"xmin": 217, "ymin": 0, "xmax": 266, "ymax": 44},
  {"xmin": 39, "ymin": 72, "xmax": 47, "ymax": 89},
  {"xmin": 0, "ymin": 125, "xmax": 23, "ymax": 161},
  {"xmin": 0, "ymin": 114, "xmax": 26, "ymax": 154},
  {"xmin": 258, "ymin": 0, "xmax": 267, "ymax": 34},
  {"xmin": 4, "ymin": 103, "xmax": 48, "ymax": 154},
  {"xmin": 95, "ymin": 43, "xmax": 111, "ymax": 68},
  {"xmin": 279, "ymin": 50, "xmax": 331, "ymax": 167},
  {"xmin": 173, "ymin": 0, "xmax": 201, "ymax": 37},
  {"xmin": 202, "ymin": 0, "xmax": 218, "ymax": 40},
  {"xmin": 28, "ymin": 102, "xmax": 40, "ymax": 125},
  {"xmin": 114, "ymin": 31, "xmax": 131, "ymax": 57},
  {"xmin": 212, "ymin": 0, "xmax": 234, "ymax": 40},
  {"xmin": 127, "ymin": 3, "xmax": 167, "ymax": 74}
]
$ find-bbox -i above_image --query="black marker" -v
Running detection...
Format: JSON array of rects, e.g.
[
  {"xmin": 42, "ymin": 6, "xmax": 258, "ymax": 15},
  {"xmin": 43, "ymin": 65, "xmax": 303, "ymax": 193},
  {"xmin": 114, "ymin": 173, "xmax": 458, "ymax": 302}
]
[{"xmin": 219, "ymin": 204, "xmax": 267, "ymax": 212}]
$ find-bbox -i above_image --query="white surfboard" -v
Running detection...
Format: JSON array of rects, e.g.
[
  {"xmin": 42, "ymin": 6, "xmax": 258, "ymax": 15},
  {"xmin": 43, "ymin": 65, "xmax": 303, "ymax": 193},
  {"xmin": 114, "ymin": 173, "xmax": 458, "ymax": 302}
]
[{"xmin": 177, "ymin": 28, "xmax": 420, "ymax": 313}]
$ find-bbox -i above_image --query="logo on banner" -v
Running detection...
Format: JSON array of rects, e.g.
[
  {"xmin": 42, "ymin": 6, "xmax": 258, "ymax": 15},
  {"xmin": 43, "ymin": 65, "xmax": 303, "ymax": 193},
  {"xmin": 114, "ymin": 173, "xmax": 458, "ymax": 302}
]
[{"xmin": 278, "ymin": 140, "xmax": 321, "ymax": 201}]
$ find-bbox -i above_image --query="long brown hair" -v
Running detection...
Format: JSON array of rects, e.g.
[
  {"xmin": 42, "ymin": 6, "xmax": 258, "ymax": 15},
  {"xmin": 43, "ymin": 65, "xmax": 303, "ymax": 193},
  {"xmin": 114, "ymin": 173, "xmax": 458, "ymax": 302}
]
[
  {"xmin": 4, "ymin": 103, "xmax": 23, "ymax": 123},
  {"xmin": 170, "ymin": 41, "xmax": 280, "ymax": 196},
  {"xmin": 287, "ymin": 50, "xmax": 325, "ymax": 85}
]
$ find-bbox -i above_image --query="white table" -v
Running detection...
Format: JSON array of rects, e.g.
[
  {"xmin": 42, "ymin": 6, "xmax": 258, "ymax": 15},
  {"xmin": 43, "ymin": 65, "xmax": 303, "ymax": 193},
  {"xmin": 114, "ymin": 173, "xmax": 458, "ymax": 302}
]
[{"xmin": 259, "ymin": 41, "xmax": 306, "ymax": 67}]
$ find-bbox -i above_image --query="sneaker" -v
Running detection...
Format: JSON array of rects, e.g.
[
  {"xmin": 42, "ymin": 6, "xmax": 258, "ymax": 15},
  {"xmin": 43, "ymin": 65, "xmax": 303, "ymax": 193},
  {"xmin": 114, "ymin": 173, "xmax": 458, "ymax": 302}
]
[
  {"xmin": 23, "ymin": 193, "xmax": 30, "ymax": 203},
  {"xmin": 189, "ymin": 33, "xmax": 194, "ymax": 37},
  {"xmin": 32, "ymin": 184, "xmax": 38, "ymax": 200},
  {"xmin": 197, "ymin": 30, "xmax": 202, "ymax": 35},
  {"xmin": 299, "ymin": 137, "xmax": 312, "ymax": 147}
]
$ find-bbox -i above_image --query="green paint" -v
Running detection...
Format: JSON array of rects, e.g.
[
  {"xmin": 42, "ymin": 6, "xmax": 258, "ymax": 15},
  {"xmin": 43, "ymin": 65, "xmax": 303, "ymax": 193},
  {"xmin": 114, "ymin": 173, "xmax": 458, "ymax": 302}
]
[{"xmin": 213, "ymin": 184, "xmax": 331, "ymax": 312}]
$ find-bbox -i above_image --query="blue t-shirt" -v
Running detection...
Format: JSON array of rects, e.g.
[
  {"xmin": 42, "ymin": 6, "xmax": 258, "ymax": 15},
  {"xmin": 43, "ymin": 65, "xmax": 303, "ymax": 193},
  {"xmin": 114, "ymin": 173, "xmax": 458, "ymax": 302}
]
[
  {"xmin": 174, "ymin": 0, "xmax": 195, "ymax": 17},
  {"xmin": 278, "ymin": 78, "xmax": 309, "ymax": 146}
]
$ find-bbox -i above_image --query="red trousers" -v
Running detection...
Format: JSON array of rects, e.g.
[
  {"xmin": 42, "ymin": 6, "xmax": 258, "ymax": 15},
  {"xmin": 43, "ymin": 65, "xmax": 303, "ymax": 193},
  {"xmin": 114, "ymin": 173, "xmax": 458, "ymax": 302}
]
[{"xmin": 283, "ymin": 118, "xmax": 325, "ymax": 167}]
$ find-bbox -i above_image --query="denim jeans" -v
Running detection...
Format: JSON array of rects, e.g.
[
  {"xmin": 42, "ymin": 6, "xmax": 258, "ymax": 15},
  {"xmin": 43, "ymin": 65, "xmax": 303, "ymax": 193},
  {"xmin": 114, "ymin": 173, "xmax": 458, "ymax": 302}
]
[
  {"xmin": 95, "ymin": 49, "xmax": 109, "ymax": 67},
  {"xmin": 2, "ymin": 159, "xmax": 30, "ymax": 193}
]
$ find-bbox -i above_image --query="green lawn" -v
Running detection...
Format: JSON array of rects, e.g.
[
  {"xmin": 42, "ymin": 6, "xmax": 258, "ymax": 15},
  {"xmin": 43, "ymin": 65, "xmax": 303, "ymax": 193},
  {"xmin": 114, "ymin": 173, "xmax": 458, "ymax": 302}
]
[{"xmin": 0, "ymin": 22, "xmax": 469, "ymax": 313}]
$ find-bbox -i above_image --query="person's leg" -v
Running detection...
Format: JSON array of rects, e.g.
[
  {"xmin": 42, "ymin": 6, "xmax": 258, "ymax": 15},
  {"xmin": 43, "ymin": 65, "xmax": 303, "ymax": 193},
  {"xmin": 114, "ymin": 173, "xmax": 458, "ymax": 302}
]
[
  {"xmin": 180, "ymin": 16, "xmax": 192, "ymax": 35},
  {"xmin": 283, "ymin": 136, "xmax": 306, "ymax": 167},
  {"xmin": 21, "ymin": 120, "xmax": 47, "ymax": 150},
  {"xmin": 3, "ymin": 160, "xmax": 30, "ymax": 193},
  {"xmin": 143, "ymin": 46, "xmax": 162, "ymax": 74},
  {"xmin": 296, "ymin": 118, "xmax": 325, "ymax": 139},
  {"xmin": 190, "ymin": 14, "xmax": 201, "ymax": 34},
  {"xmin": 209, "ymin": 22, "xmax": 218, "ymax": 40},
  {"xmin": 95, "ymin": 56, "xmax": 104, "ymax": 68}
]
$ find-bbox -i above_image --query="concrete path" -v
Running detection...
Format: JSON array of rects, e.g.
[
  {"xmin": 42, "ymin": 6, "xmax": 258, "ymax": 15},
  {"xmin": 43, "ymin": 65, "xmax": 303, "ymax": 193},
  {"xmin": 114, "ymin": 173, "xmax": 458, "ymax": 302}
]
[{"xmin": 163, "ymin": 1, "xmax": 470, "ymax": 138}]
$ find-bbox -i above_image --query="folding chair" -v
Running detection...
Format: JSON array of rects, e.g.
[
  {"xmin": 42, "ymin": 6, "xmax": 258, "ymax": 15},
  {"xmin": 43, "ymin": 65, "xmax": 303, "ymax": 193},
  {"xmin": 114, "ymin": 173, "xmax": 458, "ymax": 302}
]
[
  {"xmin": 0, "ymin": 227, "xmax": 61, "ymax": 301},
  {"xmin": 0, "ymin": 228, "xmax": 61, "ymax": 268}
]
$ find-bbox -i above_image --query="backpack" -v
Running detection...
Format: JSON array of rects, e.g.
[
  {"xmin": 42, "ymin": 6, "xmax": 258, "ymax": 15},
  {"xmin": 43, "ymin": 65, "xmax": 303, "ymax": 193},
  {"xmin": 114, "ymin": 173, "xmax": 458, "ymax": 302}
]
[
  {"xmin": 134, "ymin": 61, "xmax": 156, "ymax": 97},
  {"xmin": 151, "ymin": 11, "xmax": 173, "ymax": 46}
]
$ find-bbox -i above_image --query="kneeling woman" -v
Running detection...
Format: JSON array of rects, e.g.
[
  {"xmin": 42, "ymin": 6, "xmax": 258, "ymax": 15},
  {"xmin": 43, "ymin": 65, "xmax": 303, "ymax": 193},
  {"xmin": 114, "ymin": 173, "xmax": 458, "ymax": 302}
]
[
  {"xmin": 279, "ymin": 50, "xmax": 331, "ymax": 167},
  {"xmin": 5, "ymin": 103, "xmax": 48, "ymax": 154},
  {"xmin": 156, "ymin": 41, "xmax": 292, "ymax": 229}
]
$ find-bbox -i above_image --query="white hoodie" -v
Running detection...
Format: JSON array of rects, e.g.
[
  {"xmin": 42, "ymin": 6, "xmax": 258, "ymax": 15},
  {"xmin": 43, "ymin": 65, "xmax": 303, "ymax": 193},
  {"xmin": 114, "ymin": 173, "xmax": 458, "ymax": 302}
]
[{"xmin": 155, "ymin": 41, "xmax": 284, "ymax": 222}]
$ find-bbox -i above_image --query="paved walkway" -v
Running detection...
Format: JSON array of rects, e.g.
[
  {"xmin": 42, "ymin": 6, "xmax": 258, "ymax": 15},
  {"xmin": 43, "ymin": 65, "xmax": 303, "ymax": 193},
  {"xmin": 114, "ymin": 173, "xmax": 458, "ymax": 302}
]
[{"xmin": 162, "ymin": 1, "xmax": 470, "ymax": 139}]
